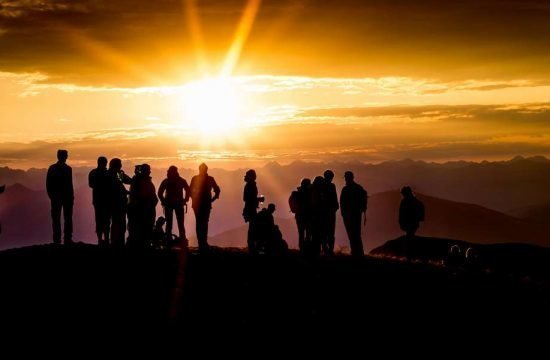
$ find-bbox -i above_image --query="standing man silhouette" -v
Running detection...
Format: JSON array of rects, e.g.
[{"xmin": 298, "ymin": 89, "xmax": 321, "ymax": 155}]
[
  {"xmin": 89, "ymin": 156, "xmax": 111, "ymax": 245},
  {"xmin": 340, "ymin": 171, "xmax": 367, "ymax": 257},
  {"xmin": 190, "ymin": 163, "xmax": 220, "ymax": 252},
  {"xmin": 158, "ymin": 166, "xmax": 190, "ymax": 245},
  {"xmin": 108, "ymin": 158, "xmax": 131, "ymax": 248},
  {"xmin": 323, "ymin": 170, "xmax": 339, "ymax": 255},
  {"xmin": 46, "ymin": 149, "xmax": 74, "ymax": 245}
]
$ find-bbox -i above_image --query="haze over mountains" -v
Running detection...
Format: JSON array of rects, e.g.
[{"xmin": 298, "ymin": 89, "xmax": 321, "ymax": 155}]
[{"xmin": 1, "ymin": 156, "xmax": 549, "ymax": 251}]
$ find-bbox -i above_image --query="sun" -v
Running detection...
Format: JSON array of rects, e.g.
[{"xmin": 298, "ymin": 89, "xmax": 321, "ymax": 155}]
[{"xmin": 182, "ymin": 77, "xmax": 243, "ymax": 138}]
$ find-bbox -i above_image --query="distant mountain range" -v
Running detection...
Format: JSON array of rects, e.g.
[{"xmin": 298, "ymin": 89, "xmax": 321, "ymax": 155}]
[{"xmin": 1, "ymin": 156, "xmax": 550, "ymax": 250}]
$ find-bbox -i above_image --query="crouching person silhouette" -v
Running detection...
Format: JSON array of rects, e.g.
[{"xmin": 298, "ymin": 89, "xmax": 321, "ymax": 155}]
[
  {"xmin": 256, "ymin": 204, "xmax": 288, "ymax": 255},
  {"xmin": 46, "ymin": 150, "xmax": 74, "ymax": 245}
]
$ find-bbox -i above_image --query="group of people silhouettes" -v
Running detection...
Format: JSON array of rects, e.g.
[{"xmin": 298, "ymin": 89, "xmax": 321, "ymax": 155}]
[
  {"xmin": 47, "ymin": 150, "xmax": 221, "ymax": 252},
  {"xmin": 45, "ymin": 149, "xmax": 425, "ymax": 256},
  {"xmin": 285, "ymin": 170, "xmax": 367, "ymax": 256}
]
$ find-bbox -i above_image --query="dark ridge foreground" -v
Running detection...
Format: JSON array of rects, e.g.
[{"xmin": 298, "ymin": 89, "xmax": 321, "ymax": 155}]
[{"xmin": 0, "ymin": 243, "xmax": 548, "ymax": 341}]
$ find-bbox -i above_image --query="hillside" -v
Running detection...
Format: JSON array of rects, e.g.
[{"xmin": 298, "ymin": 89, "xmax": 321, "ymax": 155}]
[{"xmin": 0, "ymin": 243, "xmax": 548, "ymax": 338}]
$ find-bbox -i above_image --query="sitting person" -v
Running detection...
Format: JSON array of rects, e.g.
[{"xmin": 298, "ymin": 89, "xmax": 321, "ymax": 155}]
[
  {"xmin": 255, "ymin": 204, "xmax": 288, "ymax": 255},
  {"xmin": 151, "ymin": 216, "xmax": 167, "ymax": 249},
  {"xmin": 151, "ymin": 216, "xmax": 188, "ymax": 250}
]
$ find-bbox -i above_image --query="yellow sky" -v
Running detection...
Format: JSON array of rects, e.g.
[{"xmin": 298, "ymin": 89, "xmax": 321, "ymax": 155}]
[{"xmin": 2, "ymin": 0, "xmax": 550, "ymax": 168}]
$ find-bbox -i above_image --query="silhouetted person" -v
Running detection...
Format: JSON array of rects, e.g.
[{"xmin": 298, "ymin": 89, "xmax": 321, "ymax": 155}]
[
  {"xmin": 323, "ymin": 170, "xmax": 339, "ymax": 255},
  {"xmin": 128, "ymin": 164, "xmax": 158, "ymax": 248},
  {"xmin": 0, "ymin": 184, "xmax": 4, "ymax": 237},
  {"xmin": 46, "ymin": 150, "xmax": 74, "ymax": 245},
  {"xmin": 340, "ymin": 171, "xmax": 367, "ymax": 257},
  {"xmin": 151, "ymin": 216, "xmax": 167, "ymax": 249},
  {"xmin": 256, "ymin": 203, "xmax": 288, "ymax": 255},
  {"xmin": 310, "ymin": 176, "xmax": 327, "ymax": 256},
  {"xmin": 89, "ymin": 156, "xmax": 111, "ymax": 245},
  {"xmin": 242, "ymin": 169, "xmax": 264, "ymax": 254},
  {"xmin": 190, "ymin": 163, "xmax": 220, "ymax": 252},
  {"xmin": 399, "ymin": 186, "xmax": 424, "ymax": 239},
  {"xmin": 158, "ymin": 166, "xmax": 190, "ymax": 245},
  {"xmin": 108, "ymin": 158, "xmax": 131, "ymax": 248},
  {"xmin": 289, "ymin": 178, "xmax": 312, "ymax": 254}
]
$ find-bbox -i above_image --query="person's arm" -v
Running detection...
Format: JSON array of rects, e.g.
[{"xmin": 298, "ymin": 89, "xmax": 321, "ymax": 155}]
[
  {"xmin": 183, "ymin": 179, "xmax": 190, "ymax": 203},
  {"xmin": 46, "ymin": 167, "xmax": 53, "ymax": 199},
  {"xmin": 68, "ymin": 167, "xmax": 74, "ymax": 201},
  {"xmin": 88, "ymin": 170, "xmax": 95, "ymax": 189},
  {"xmin": 212, "ymin": 177, "xmax": 220, "ymax": 201},
  {"xmin": 332, "ymin": 185, "xmax": 339, "ymax": 211},
  {"xmin": 339, "ymin": 188, "xmax": 346, "ymax": 217},
  {"xmin": 151, "ymin": 183, "xmax": 159, "ymax": 206},
  {"xmin": 158, "ymin": 180, "xmax": 166, "ymax": 205}
]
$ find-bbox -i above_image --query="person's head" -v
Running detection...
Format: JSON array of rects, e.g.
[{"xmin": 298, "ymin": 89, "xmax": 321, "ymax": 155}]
[
  {"xmin": 401, "ymin": 186, "xmax": 413, "ymax": 198},
  {"xmin": 313, "ymin": 176, "xmax": 324, "ymax": 186},
  {"xmin": 167, "ymin": 165, "xmax": 178, "ymax": 178},
  {"xmin": 344, "ymin": 171, "xmax": 354, "ymax": 184},
  {"xmin": 97, "ymin": 156, "xmax": 108, "ymax": 169},
  {"xmin": 141, "ymin": 163, "xmax": 151, "ymax": 176},
  {"xmin": 199, "ymin": 163, "xmax": 208, "ymax": 175},
  {"xmin": 244, "ymin": 169, "xmax": 256, "ymax": 183},
  {"xmin": 155, "ymin": 216, "xmax": 166, "ymax": 228},
  {"xmin": 267, "ymin": 203, "xmax": 276, "ymax": 214},
  {"xmin": 109, "ymin": 158, "xmax": 122, "ymax": 171},
  {"xmin": 323, "ymin": 170, "xmax": 334, "ymax": 183},
  {"xmin": 57, "ymin": 149, "xmax": 68, "ymax": 163},
  {"xmin": 300, "ymin": 178, "xmax": 311, "ymax": 188}
]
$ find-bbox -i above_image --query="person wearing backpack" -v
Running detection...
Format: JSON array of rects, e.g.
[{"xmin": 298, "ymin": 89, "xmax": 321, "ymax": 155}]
[
  {"xmin": 289, "ymin": 178, "xmax": 312, "ymax": 254},
  {"xmin": 340, "ymin": 171, "xmax": 367, "ymax": 257},
  {"xmin": 399, "ymin": 186, "xmax": 424, "ymax": 239}
]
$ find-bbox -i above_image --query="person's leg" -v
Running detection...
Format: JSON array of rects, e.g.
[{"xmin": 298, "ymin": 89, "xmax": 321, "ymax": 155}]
[
  {"xmin": 110, "ymin": 209, "xmax": 126, "ymax": 248},
  {"xmin": 350, "ymin": 213, "xmax": 364, "ymax": 257},
  {"xmin": 296, "ymin": 216, "xmax": 305, "ymax": 253},
  {"xmin": 100, "ymin": 205, "xmax": 111, "ymax": 244},
  {"xmin": 165, "ymin": 207, "xmax": 174, "ymax": 239},
  {"xmin": 94, "ymin": 205, "xmax": 102, "ymax": 243},
  {"xmin": 327, "ymin": 211, "xmax": 336, "ymax": 254},
  {"xmin": 51, "ymin": 200, "xmax": 62, "ymax": 244},
  {"xmin": 63, "ymin": 200, "xmax": 73, "ymax": 244},
  {"xmin": 196, "ymin": 208, "xmax": 211, "ymax": 252},
  {"xmin": 174, "ymin": 205, "xmax": 185, "ymax": 240}
]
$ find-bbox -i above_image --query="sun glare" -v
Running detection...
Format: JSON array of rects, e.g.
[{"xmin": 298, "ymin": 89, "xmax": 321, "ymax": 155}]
[{"xmin": 183, "ymin": 77, "xmax": 243, "ymax": 137}]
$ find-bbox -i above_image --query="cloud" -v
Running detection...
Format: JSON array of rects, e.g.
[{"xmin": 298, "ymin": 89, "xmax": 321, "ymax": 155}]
[
  {"xmin": 4, "ymin": 102, "xmax": 550, "ymax": 168},
  {"xmin": 1, "ymin": 0, "xmax": 550, "ymax": 85}
]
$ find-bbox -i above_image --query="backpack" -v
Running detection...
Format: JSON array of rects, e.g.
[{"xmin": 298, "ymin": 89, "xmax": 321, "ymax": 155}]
[
  {"xmin": 359, "ymin": 187, "xmax": 368, "ymax": 213},
  {"xmin": 417, "ymin": 199, "xmax": 425, "ymax": 222},
  {"xmin": 288, "ymin": 190, "xmax": 300, "ymax": 214}
]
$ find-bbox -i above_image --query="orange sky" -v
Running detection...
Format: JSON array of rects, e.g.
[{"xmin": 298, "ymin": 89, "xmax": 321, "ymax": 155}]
[{"xmin": 1, "ymin": 0, "xmax": 550, "ymax": 168}]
